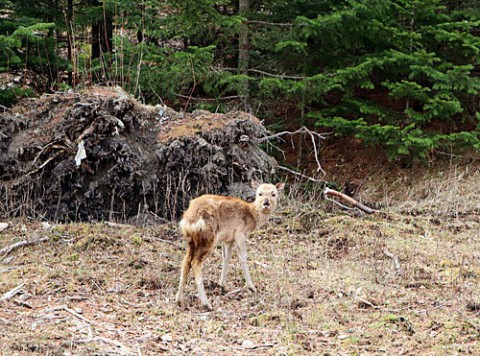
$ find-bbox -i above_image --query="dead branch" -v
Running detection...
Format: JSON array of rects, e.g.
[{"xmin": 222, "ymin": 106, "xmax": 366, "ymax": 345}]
[
  {"xmin": 150, "ymin": 236, "xmax": 182, "ymax": 249},
  {"xmin": 259, "ymin": 126, "xmax": 328, "ymax": 143},
  {"xmin": 323, "ymin": 195, "xmax": 355, "ymax": 211},
  {"xmin": 323, "ymin": 187, "xmax": 379, "ymax": 214},
  {"xmin": 260, "ymin": 126, "xmax": 330, "ymax": 175},
  {"xmin": 48, "ymin": 305, "xmax": 98, "ymax": 325},
  {"xmin": 0, "ymin": 283, "xmax": 25, "ymax": 302},
  {"xmin": 0, "ymin": 237, "xmax": 49, "ymax": 260},
  {"xmin": 104, "ymin": 221, "xmax": 136, "ymax": 229},
  {"xmin": 383, "ymin": 250, "xmax": 403, "ymax": 277},
  {"xmin": 62, "ymin": 306, "xmax": 97, "ymax": 325},
  {"xmin": 23, "ymin": 153, "xmax": 63, "ymax": 179},
  {"xmin": 71, "ymin": 337, "xmax": 135, "ymax": 355},
  {"xmin": 13, "ymin": 299, "xmax": 33, "ymax": 309},
  {"xmin": 276, "ymin": 166, "xmax": 325, "ymax": 183},
  {"xmin": 224, "ymin": 289, "xmax": 242, "ymax": 298},
  {"xmin": 0, "ymin": 223, "xmax": 8, "ymax": 232},
  {"xmin": 254, "ymin": 261, "xmax": 271, "ymax": 269}
]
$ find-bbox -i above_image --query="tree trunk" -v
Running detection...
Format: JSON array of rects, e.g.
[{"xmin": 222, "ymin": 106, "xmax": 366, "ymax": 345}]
[
  {"xmin": 66, "ymin": 0, "xmax": 73, "ymax": 87},
  {"xmin": 91, "ymin": 0, "xmax": 101, "ymax": 60},
  {"xmin": 238, "ymin": 0, "xmax": 250, "ymax": 110},
  {"xmin": 91, "ymin": 0, "xmax": 112, "ymax": 80}
]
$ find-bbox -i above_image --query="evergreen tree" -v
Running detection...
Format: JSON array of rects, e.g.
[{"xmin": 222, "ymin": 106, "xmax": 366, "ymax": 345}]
[{"xmin": 2, "ymin": 0, "xmax": 480, "ymax": 160}]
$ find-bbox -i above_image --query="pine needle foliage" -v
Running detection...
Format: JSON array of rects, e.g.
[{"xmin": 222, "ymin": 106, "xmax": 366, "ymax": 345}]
[{"xmin": 2, "ymin": 0, "xmax": 480, "ymax": 160}]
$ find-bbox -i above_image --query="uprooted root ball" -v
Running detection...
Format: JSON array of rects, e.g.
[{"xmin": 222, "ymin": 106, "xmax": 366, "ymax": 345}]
[{"xmin": 0, "ymin": 87, "xmax": 276, "ymax": 222}]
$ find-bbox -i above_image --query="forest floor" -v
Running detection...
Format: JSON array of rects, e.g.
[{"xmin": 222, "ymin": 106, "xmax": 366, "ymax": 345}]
[{"xmin": 1, "ymin": 152, "xmax": 480, "ymax": 355}]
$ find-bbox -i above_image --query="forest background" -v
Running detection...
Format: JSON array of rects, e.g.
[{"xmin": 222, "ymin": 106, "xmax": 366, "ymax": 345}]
[{"xmin": 1, "ymin": 0, "xmax": 480, "ymax": 162}]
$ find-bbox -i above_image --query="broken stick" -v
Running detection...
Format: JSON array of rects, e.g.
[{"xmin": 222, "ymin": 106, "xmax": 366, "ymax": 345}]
[
  {"xmin": 0, "ymin": 223, "xmax": 8, "ymax": 232},
  {"xmin": 0, "ymin": 283, "xmax": 25, "ymax": 302},
  {"xmin": 383, "ymin": 250, "xmax": 403, "ymax": 276},
  {"xmin": 323, "ymin": 187, "xmax": 378, "ymax": 214},
  {"xmin": 0, "ymin": 237, "xmax": 49, "ymax": 260}
]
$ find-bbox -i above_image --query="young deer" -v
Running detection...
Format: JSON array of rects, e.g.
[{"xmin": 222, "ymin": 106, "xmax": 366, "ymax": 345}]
[{"xmin": 175, "ymin": 181, "xmax": 285, "ymax": 310}]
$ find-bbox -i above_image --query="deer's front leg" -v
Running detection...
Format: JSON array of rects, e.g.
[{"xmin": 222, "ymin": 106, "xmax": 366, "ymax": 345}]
[{"xmin": 235, "ymin": 237, "xmax": 256, "ymax": 292}]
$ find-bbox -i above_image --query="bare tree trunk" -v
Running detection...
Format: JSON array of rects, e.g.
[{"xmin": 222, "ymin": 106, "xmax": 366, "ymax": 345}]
[
  {"xmin": 66, "ymin": 0, "xmax": 73, "ymax": 87},
  {"xmin": 91, "ymin": 0, "xmax": 112, "ymax": 82},
  {"xmin": 238, "ymin": 0, "xmax": 250, "ymax": 110}
]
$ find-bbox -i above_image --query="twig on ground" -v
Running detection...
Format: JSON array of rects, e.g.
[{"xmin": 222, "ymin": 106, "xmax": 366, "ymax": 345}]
[
  {"xmin": 250, "ymin": 343, "xmax": 276, "ymax": 350},
  {"xmin": 383, "ymin": 250, "xmax": 403, "ymax": 276},
  {"xmin": 104, "ymin": 221, "xmax": 135, "ymax": 229},
  {"xmin": 0, "ymin": 283, "xmax": 25, "ymax": 302},
  {"xmin": 147, "ymin": 236, "xmax": 181, "ymax": 249},
  {"xmin": 13, "ymin": 299, "xmax": 33, "ymax": 309},
  {"xmin": 233, "ymin": 343, "xmax": 276, "ymax": 351},
  {"xmin": 254, "ymin": 261, "xmax": 271, "ymax": 269},
  {"xmin": 224, "ymin": 289, "xmax": 242, "ymax": 298},
  {"xmin": 63, "ymin": 306, "xmax": 97, "ymax": 325},
  {"xmin": 72, "ymin": 336, "xmax": 136, "ymax": 355},
  {"xmin": 120, "ymin": 298, "xmax": 152, "ymax": 308},
  {"xmin": 0, "ymin": 237, "xmax": 49, "ymax": 260},
  {"xmin": 49, "ymin": 305, "xmax": 98, "ymax": 326},
  {"xmin": 356, "ymin": 297, "xmax": 377, "ymax": 308}
]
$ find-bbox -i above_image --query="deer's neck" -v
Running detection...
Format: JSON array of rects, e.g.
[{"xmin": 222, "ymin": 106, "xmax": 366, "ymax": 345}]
[{"xmin": 250, "ymin": 203, "xmax": 272, "ymax": 230}]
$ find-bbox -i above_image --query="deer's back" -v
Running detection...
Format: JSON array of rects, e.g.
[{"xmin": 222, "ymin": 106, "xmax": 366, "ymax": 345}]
[{"xmin": 182, "ymin": 195, "xmax": 257, "ymax": 238}]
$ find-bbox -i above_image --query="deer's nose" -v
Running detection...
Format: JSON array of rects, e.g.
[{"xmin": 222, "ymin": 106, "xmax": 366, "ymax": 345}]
[{"xmin": 263, "ymin": 199, "xmax": 270, "ymax": 206}]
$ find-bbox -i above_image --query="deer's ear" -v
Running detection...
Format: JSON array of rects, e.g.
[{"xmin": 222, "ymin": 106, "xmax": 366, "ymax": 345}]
[
  {"xmin": 275, "ymin": 182, "xmax": 285, "ymax": 191},
  {"xmin": 251, "ymin": 179, "xmax": 262, "ymax": 189}
]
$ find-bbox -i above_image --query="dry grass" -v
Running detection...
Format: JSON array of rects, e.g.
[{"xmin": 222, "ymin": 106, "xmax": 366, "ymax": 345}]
[
  {"xmin": 1, "ymin": 158, "xmax": 480, "ymax": 355},
  {"xmin": 358, "ymin": 153, "xmax": 480, "ymax": 217},
  {"xmin": 1, "ymin": 198, "xmax": 479, "ymax": 355}
]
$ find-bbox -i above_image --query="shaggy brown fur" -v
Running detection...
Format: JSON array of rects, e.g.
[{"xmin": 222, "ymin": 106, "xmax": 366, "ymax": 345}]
[{"xmin": 175, "ymin": 181, "xmax": 285, "ymax": 309}]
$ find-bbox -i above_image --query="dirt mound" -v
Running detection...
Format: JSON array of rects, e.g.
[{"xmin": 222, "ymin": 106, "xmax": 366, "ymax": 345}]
[{"xmin": 0, "ymin": 87, "xmax": 276, "ymax": 222}]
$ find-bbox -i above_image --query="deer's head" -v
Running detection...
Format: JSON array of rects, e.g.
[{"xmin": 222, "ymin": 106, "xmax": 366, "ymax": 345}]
[{"xmin": 251, "ymin": 180, "xmax": 285, "ymax": 214}]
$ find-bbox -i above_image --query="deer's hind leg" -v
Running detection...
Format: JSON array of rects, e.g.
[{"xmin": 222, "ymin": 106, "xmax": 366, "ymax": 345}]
[
  {"xmin": 176, "ymin": 244, "xmax": 194, "ymax": 304},
  {"xmin": 219, "ymin": 241, "xmax": 234, "ymax": 288},
  {"xmin": 191, "ymin": 238, "xmax": 215, "ymax": 310}
]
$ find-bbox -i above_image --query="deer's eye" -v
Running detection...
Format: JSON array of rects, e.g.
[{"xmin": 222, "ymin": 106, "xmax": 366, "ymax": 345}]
[
  {"xmin": 272, "ymin": 193, "xmax": 276, "ymax": 197},
  {"xmin": 258, "ymin": 193, "xmax": 263, "ymax": 196}
]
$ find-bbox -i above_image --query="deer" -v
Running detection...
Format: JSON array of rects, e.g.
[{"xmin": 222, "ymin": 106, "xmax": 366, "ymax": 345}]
[{"xmin": 175, "ymin": 180, "xmax": 285, "ymax": 310}]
